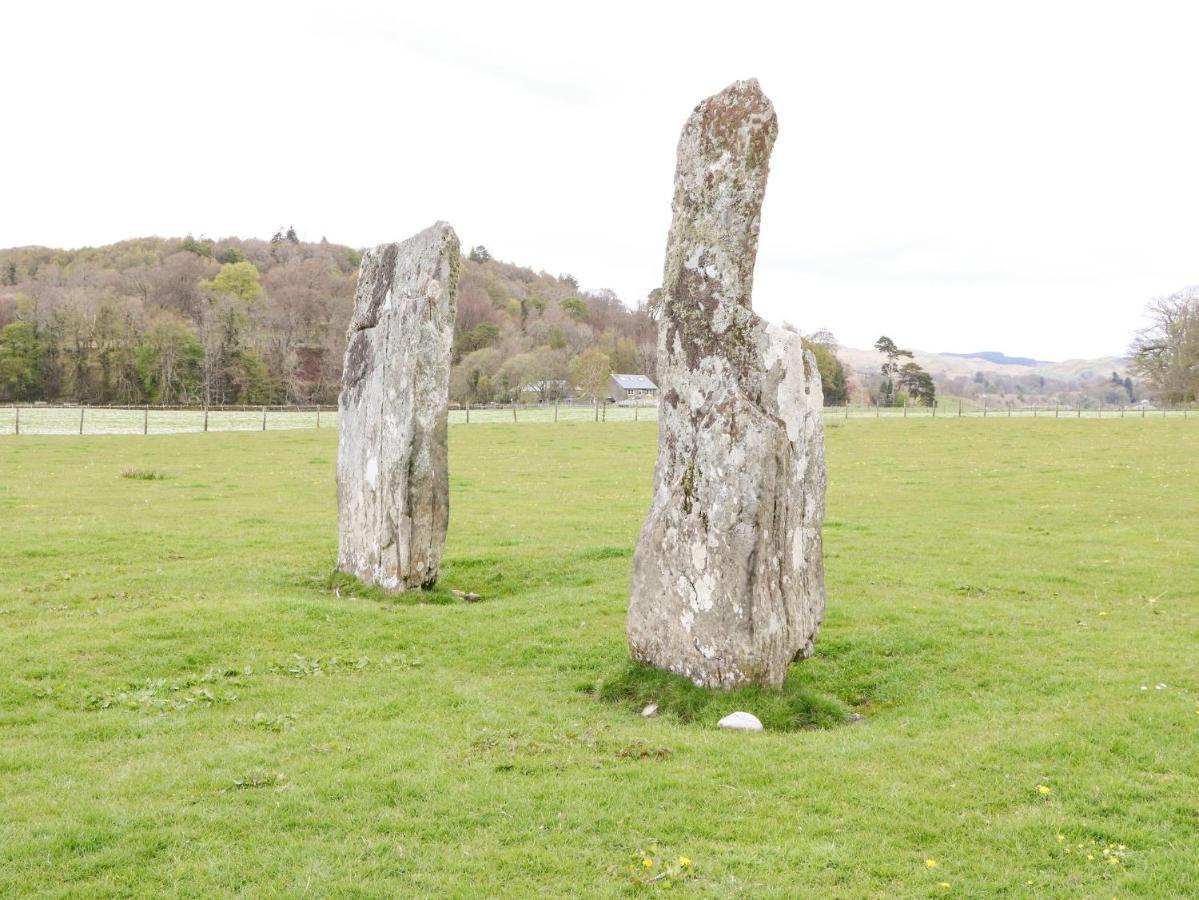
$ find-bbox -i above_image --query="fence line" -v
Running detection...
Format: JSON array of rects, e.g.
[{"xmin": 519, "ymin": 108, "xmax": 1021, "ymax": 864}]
[
  {"xmin": 0, "ymin": 404, "xmax": 334, "ymax": 436},
  {"xmin": 0, "ymin": 400, "xmax": 1194, "ymax": 436},
  {"xmin": 821, "ymin": 400, "xmax": 1194, "ymax": 421}
]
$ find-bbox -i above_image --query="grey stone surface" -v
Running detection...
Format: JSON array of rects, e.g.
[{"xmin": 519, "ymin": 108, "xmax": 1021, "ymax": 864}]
[
  {"xmin": 627, "ymin": 80, "xmax": 827, "ymax": 689},
  {"xmin": 717, "ymin": 711, "xmax": 764, "ymax": 732},
  {"xmin": 336, "ymin": 222, "xmax": 459, "ymax": 591}
]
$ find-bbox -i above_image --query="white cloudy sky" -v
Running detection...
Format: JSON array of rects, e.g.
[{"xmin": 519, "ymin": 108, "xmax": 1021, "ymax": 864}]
[{"xmin": 5, "ymin": 0, "xmax": 1197, "ymax": 359}]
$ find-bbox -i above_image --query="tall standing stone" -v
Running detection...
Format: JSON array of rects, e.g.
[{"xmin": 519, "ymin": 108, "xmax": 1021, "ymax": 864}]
[
  {"xmin": 337, "ymin": 222, "xmax": 459, "ymax": 591},
  {"xmin": 627, "ymin": 80, "xmax": 826, "ymax": 689}
]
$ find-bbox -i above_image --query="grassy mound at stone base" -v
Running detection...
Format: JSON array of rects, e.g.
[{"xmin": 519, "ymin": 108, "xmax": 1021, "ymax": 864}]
[{"xmin": 590, "ymin": 661, "xmax": 853, "ymax": 731}]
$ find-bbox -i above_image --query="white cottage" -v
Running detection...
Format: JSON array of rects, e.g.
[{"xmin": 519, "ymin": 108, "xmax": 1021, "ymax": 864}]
[{"xmin": 608, "ymin": 373, "xmax": 658, "ymax": 402}]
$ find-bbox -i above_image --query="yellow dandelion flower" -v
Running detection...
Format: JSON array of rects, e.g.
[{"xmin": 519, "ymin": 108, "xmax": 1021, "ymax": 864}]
[
  {"xmin": 1108, "ymin": 857, "xmax": 1120, "ymax": 866},
  {"xmin": 1057, "ymin": 834, "xmax": 1065, "ymax": 842},
  {"xmin": 926, "ymin": 859, "xmax": 938, "ymax": 868},
  {"xmin": 678, "ymin": 857, "xmax": 691, "ymax": 868},
  {"xmin": 1087, "ymin": 854, "xmax": 1094, "ymax": 860},
  {"xmin": 642, "ymin": 858, "xmax": 654, "ymax": 868},
  {"xmin": 939, "ymin": 882, "xmax": 950, "ymax": 889},
  {"xmin": 1037, "ymin": 785, "xmax": 1052, "ymax": 795}
]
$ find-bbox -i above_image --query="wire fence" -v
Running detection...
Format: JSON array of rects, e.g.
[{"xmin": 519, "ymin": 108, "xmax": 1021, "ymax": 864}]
[
  {"xmin": 0, "ymin": 399, "xmax": 1194, "ymax": 436},
  {"xmin": 0, "ymin": 404, "xmax": 333, "ymax": 436},
  {"xmin": 824, "ymin": 401, "xmax": 1196, "ymax": 420}
]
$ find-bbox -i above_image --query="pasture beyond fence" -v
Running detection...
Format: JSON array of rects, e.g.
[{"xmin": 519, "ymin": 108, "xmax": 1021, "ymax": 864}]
[{"xmin": 0, "ymin": 400, "xmax": 1194, "ymax": 436}]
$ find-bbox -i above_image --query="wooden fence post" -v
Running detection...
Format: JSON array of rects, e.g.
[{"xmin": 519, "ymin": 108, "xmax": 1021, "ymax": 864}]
[
  {"xmin": 316, "ymin": 406, "xmax": 321, "ymax": 428},
  {"xmin": 634, "ymin": 404, "xmax": 639, "ymax": 422},
  {"xmin": 465, "ymin": 403, "xmax": 470, "ymax": 424},
  {"xmin": 14, "ymin": 406, "xmax": 18, "ymax": 435},
  {"xmin": 512, "ymin": 403, "xmax": 517, "ymax": 423},
  {"xmin": 204, "ymin": 407, "xmax": 209, "ymax": 432},
  {"xmin": 79, "ymin": 406, "xmax": 85, "ymax": 435},
  {"xmin": 262, "ymin": 406, "xmax": 267, "ymax": 431},
  {"xmin": 957, "ymin": 401, "xmax": 961, "ymax": 418},
  {"xmin": 143, "ymin": 406, "xmax": 148, "ymax": 435},
  {"xmin": 983, "ymin": 399, "xmax": 987, "ymax": 418},
  {"xmin": 554, "ymin": 398, "xmax": 558, "ymax": 422}
]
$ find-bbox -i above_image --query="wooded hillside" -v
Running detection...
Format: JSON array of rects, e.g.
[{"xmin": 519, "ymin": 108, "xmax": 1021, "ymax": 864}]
[{"xmin": 0, "ymin": 234, "xmax": 662, "ymax": 406}]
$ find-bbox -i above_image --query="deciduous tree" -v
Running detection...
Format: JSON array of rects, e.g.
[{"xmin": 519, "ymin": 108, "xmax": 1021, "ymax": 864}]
[
  {"xmin": 570, "ymin": 348, "xmax": 611, "ymax": 419},
  {"xmin": 0, "ymin": 321, "xmax": 47, "ymax": 400},
  {"xmin": 1129, "ymin": 287, "xmax": 1198, "ymax": 403}
]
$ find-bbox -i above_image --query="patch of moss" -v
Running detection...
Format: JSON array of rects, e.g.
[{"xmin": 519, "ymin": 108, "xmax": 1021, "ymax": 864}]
[{"xmin": 121, "ymin": 468, "xmax": 167, "ymax": 481}]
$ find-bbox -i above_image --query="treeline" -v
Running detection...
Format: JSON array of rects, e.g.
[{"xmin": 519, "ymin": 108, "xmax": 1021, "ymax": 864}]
[
  {"xmin": 0, "ymin": 234, "xmax": 659, "ymax": 406},
  {"xmin": 446, "ymin": 245, "xmax": 656, "ymax": 405},
  {"xmin": 933, "ymin": 369, "xmax": 1137, "ymax": 408},
  {"xmin": 0, "ymin": 235, "xmax": 856, "ymax": 407},
  {"xmin": 0, "ymin": 233, "xmax": 358, "ymax": 405}
]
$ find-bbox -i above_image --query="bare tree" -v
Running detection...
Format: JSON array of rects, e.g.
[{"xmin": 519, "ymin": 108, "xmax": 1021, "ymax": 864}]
[
  {"xmin": 570, "ymin": 348, "xmax": 611, "ymax": 420},
  {"xmin": 1129, "ymin": 286, "xmax": 1199, "ymax": 403}
]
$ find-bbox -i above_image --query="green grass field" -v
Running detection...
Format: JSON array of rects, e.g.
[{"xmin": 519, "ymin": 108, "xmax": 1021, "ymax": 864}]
[{"xmin": 1, "ymin": 420, "xmax": 1196, "ymax": 897}]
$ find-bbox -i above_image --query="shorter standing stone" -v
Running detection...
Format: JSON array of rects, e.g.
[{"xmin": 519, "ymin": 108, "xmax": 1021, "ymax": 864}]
[{"xmin": 336, "ymin": 222, "xmax": 459, "ymax": 592}]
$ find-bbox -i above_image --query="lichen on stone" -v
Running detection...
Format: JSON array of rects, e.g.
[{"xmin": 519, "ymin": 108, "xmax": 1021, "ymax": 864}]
[
  {"xmin": 336, "ymin": 222, "xmax": 459, "ymax": 592},
  {"xmin": 627, "ymin": 80, "xmax": 827, "ymax": 690}
]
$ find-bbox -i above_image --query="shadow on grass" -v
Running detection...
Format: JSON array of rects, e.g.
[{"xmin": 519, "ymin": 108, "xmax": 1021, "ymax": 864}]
[{"xmin": 586, "ymin": 661, "xmax": 854, "ymax": 732}]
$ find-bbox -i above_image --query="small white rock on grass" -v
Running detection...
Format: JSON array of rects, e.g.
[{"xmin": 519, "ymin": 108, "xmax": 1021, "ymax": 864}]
[{"xmin": 717, "ymin": 711, "xmax": 763, "ymax": 732}]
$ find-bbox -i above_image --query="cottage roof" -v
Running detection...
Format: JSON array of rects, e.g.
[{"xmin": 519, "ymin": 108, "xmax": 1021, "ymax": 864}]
[{"xmin": 611, "ymin": 373, "xmax": 657, "ymax": 390}]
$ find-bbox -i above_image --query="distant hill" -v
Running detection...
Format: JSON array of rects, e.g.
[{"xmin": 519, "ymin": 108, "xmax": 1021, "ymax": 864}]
[
  {"xmin": 836, "ymin": 344, "xmax": 1135, "ymax": 405},
  {"xmin": 837, "ymin": 345, "xmax": 1127, "ymax": 381},
  {"xmin": 942, "ymin": 351, "xmax": 1051, "ymax": 367}
]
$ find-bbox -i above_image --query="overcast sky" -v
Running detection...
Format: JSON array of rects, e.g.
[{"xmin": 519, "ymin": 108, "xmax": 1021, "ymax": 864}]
[{"xmin": 5, "ymin": 1, "xmax": 1197, "ymax": 359}]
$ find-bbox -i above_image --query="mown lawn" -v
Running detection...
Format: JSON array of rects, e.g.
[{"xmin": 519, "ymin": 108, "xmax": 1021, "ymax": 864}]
[{"xmin": 1, "ymin": 419, "xmax": 1196, "ymax": 897}]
